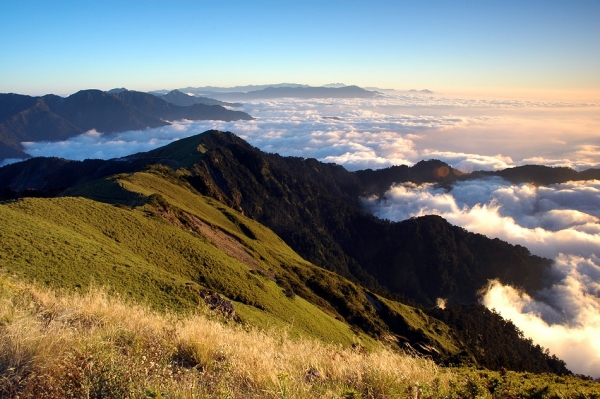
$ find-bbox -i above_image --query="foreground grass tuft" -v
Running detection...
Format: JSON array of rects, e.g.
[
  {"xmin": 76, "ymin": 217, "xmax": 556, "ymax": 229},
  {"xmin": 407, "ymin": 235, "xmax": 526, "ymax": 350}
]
[{"xmin": 1, "ymin": 275, "xmax": 598, "ymax": 398}]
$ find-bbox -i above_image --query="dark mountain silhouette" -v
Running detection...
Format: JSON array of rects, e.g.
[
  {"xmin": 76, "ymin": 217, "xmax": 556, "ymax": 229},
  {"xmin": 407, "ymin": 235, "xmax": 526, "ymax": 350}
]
[
  {"xmin": 357, "ymin": 162, "xmax": 600, "ymax": 192},
  {"xmin": 0, "ymin": 96, "xmax": 84, "ymax": 160},
  {"xmin": 106, "ymin": 87, "xmax": 128, "ymax": 94},
  {"xmin": 0, "ymin": 90, "xmax": 253, "ymax": 163},
  {"xmin": 44, "ymin": 90, "xmax": 168, "ymax": 133},
  {"xmin": 429, "ymin": 304, "xmax": 569, "ymax": 374},
  {"xmin": 175, "ymin": 83, "xmax": 311, "ymax": 96},
  {"xmin": 204, "ymin": 85, "xmax": 378, "ymax": 101},
  {"xmin": 0, "ymin": 93, "xmax": 38, "ymax": 122},
  {"xmin": 471, "ymin": 164, "xmax": 600, "ymax": 185},
  {"xmin": 0, "ymin": 142, "xmax": 26, "ymax": 160},
  {"xmin": 0, "ymin": 156, "xmax": 146, "ymax": 197},
  {"xmin": 154, "ymin": 89, "xmax": 242, "ymax": 108},
  {"xmin": 110, "ymin": 90, "xmax": 252, "ymax": 122},
  {"xmin": 355, "ymin": 161, "xmax": 465, "ymax": 196}
]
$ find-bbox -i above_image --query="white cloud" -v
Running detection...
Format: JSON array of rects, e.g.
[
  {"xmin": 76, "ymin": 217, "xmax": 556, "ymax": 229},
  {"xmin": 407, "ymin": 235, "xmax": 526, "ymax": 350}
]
[
  {"xmin": 363, "ymin": 179, "xmax": 600, "ymax": 259},
  {"xmin": 481, "ymin": 255, "xmax": 600, "ymax": 378},
  {"xmin": 363, "ymin": 178, "xmax": 600, "ymax": 376},
  {"xmin": 522, "ymin": 145, "xmax": 600, "ymax": 171},
  {"xmin": 22, "ymin": 123, "xmax": 197, "ymax": 161},
  {"xmin": 421, "ymin": 151, "xmax": 514, "ymax": 172}
]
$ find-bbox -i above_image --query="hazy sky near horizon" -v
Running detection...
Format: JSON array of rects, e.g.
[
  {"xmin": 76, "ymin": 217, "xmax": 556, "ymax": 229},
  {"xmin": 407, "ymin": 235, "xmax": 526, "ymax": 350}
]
[{"xmin": 1, "ymin": 0, "xmax": 599, "ymax": 100}]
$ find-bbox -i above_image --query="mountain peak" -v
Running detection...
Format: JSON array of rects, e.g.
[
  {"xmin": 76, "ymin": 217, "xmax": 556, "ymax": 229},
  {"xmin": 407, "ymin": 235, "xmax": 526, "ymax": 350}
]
[
  {"xmin": 322, "ymin": 83, "xmax": 347, "ymax": 88},
  {"xmin": 106, "ymin": 87, "xmax": 129, "ymax": 94},
  {"xmin": 129, "ymin": 130, "xmax": 239, "ymax": 166}
]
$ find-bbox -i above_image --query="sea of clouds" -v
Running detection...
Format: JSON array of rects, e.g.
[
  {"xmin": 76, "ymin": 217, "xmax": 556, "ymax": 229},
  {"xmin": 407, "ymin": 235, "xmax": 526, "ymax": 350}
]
[
  {"xmin": 10, "ymin": 92, "xmax": 600, "ymax": 172},
  {"xmin": 4, "ymin": 92, "xmax": 600, "ymax": 377},
  {"xmin": 362, "ymin": 178, "xmax": 600, "ymax": 378}
]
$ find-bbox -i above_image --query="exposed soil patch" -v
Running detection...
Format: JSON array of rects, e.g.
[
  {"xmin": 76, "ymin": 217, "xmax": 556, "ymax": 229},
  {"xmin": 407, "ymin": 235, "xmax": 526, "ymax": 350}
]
[{"xmin": 154, "ymin": 203, "xmax": 274, "ymax": 279}]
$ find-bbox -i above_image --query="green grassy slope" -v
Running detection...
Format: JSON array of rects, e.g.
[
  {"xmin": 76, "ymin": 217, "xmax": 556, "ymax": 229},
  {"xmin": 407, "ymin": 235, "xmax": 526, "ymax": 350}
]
[
  {"xmin": 0, "ymin": 130, "xmax": 581, "ymax": 376},
  {"xmin": 87, "ymin": 169, "xmax": 469, "ymax": 354},
  {"xmin": 0, "ymin": 167, "xmax": 468, "ymax": 356},
  {"xmin": 0, "ymin": 194, "xmax": 358, "ymax": 346}
]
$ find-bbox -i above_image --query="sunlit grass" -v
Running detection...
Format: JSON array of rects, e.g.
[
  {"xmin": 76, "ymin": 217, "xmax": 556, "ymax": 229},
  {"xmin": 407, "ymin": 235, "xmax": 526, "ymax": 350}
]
[
  {"xmin": 0, "ymin": 276, "xmax": 446, "ymax": 398},
  {"xmin": 0, "ymin": 193, "xmax": 362, "ymax": 345},
  {"xmin": 1, "ymin": 275, "xmax": 598, "ymax": 398}
]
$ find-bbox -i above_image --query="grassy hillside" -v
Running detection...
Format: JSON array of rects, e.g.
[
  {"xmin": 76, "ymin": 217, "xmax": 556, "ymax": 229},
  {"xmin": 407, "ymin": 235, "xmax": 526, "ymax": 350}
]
[
  {"xmin": 0, "ymin": 193, "xmax": 364, "ymax": 347},
  {"xmin": 171, "ymin": 131, "xmax": 553, "ymax": 307},
  {"xmin": 1, "ymin": 274, "xmax": 598, "ymax": 398},
  {"xmin": 4, "ymin": 167, "xmax": 462, "ymax": 353}
]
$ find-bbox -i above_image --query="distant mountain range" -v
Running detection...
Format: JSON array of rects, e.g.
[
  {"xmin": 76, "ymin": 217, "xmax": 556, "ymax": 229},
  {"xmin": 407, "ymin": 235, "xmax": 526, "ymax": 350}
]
[
  {"xmin": 158, "ymin": 84, "xmax": 379, "ymax": 100},
  {"xmin": 195, "ymin": 85, "xmax": 379, "ymax": 101},
  {"xmin": 160, "ymin": 83, "xmax": 314, "ymax": 95},
  {"xmin": 0, "ymin": 89, "xmax": 252, "ymax": 162},
  {"xmin": 152, "ymin": 89, "xmax": 243, "ymax": 108},
  {"xmin": 160, "ymin": 83, "xmax": 433, "ymax": 97}
]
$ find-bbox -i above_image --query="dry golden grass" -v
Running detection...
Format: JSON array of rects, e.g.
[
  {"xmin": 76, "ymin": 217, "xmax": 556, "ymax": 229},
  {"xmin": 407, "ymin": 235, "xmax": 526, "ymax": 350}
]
[
  {"xmin": 0, "ymin": 276, "xmax": 451, "ymax": 398},
  {"xmin": 3, "ymin": 275, "xmax": 598, "ymax": 398}
]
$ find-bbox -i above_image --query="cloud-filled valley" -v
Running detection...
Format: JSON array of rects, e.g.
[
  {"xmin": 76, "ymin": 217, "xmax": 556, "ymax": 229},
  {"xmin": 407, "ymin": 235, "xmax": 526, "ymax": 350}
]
[
  {"xmin": 5, "ymin": 91, "xmax": 600, "ymax": 377},
  {"xmin": 363, "ymin": 179, "xmax": 600, "ymax": 260},
  {"xmin": 363, "ymin": 178, "xmax": 600, "ymax": 378}
]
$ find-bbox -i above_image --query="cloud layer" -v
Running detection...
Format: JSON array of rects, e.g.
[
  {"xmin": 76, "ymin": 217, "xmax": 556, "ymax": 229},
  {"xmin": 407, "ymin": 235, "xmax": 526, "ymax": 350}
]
[
  {"xmin": 363, "ymin": 178, "xmax": 600, "ymax": 377},
  {"xmin": 363, "ymin": 179, "xmax": 600, "ymax": 259},
  {"xmin": 17, "ymin": 92, "xmax": 600, "ymax": 173},
  {"xmin": 22, "ymin": 124, "xmax": 190, "ymax": 161}
]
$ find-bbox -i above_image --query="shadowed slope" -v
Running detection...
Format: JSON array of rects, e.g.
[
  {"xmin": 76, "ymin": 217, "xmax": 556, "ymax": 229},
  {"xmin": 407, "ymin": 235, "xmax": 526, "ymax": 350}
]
[{"xmin": 176, "ymin": 131, "xmax": 552, "ymax": 306}]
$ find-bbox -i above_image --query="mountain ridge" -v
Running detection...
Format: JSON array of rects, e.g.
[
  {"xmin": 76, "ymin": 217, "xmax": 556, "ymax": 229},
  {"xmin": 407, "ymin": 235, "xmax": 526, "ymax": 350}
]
[
  {"xmin": 153, "ymin": 89, "xmax": 243, "ymax": 108},
  {"xmin": 164, "ymin": 132, "xmax": 553, "ymax": 306},
  {"xmin": 196, "ymin": 85, "xmax": 378, "ymax": 101},
  {"xmin": 0, "ymin": 130, "xmax": 559, "ymax": 306}
]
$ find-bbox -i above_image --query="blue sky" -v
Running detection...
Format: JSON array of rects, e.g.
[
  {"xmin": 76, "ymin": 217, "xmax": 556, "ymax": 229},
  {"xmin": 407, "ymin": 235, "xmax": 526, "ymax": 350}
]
[{"xmin": 1, "ymin": 0, "xmax": 599, "ymax": 99}]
